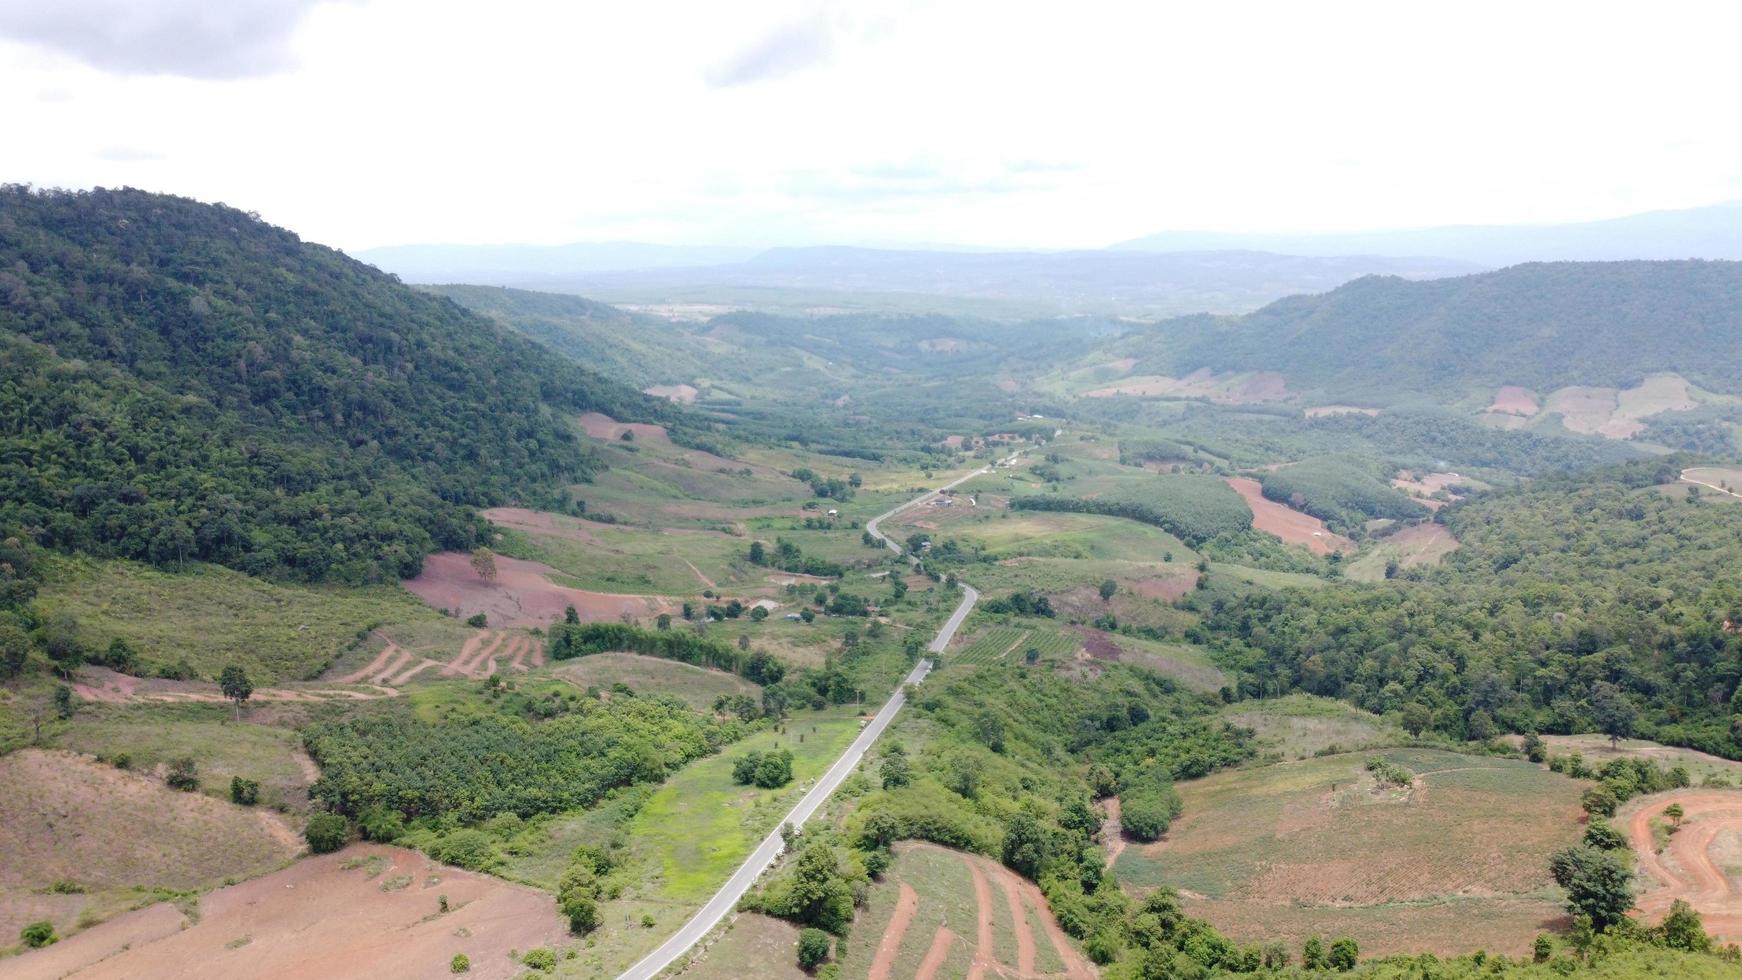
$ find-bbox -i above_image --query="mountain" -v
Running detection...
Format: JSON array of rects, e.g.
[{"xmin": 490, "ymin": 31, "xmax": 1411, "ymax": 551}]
[
  {"xmin": 0, "ymin": 187, "xmax": 682, "ymax": 583},
  {"xmin": 1134, "ymin": 261, "xmax": 1742, "ymax": 400},
  {"xmin": 355, "ymin": 241, "xmax": 760, "ymax": 283},
  {"xmin": 1114, "ymin": 201, "xmax": 1742, "ymax": 266},
  {"xmin": 511, "ymin": 246, "xmax": 1483, "ymax": 318}
]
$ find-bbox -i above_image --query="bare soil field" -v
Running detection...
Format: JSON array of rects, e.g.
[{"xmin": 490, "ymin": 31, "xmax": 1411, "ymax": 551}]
[
  {"xmin": 1487, "ymin": 385, "xmax": 1539, "ymax": 416},
  {"xmin": 1390, "ymin": 470, "xmax": 1466, "ymax": 505},
  {"xmin": 7, "ymin": 845, "xmax": 569, "ymax": 980},
  {"xmin": 403, "ymin": 551, "xmax": 677, "ymax": 628},
  {"xmin": 0, "ymin": 749, "xmax": 298, "ymax": 947},
  {"xmin": 1681, "ymin": 467, "xmax": 1742, "ymax": 500},
  {"xmin": 644, "ymin": 383, "xmax": 700, "ymax": 403},
  {"xmin": 578, "ymin": 410, "xmax": 671, "ymax": 443},
  {"xmin": 1541, "ymin": 375, "xmax": 1696, "ymax": 440},
  {"xmin": 1120, "ymin": 748, "xmax": 1582, "ymax": 956},
  {"xmin": 1226, "ymin": 477, "xmax": 1354, "ymax": 555},
  {"xmin": 73, "ymin": 665, "xmax": 396, "ymax": 706},
  {"xmin": 842, "ymin": 842, "xmax": 1092, "ymax": 980},
  {"xmin": 1345, "ymin": 524, "xmax": 1459, "ymax": 582},
  {"xmin": 1626, "ymin": 791, "xmax": 1742, "ymax": 942}
]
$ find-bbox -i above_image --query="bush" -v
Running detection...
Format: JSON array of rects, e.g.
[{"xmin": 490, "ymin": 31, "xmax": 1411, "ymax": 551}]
[
  {"xmin": 450, "ymin": 953, "xmax": 470, "ymax": 974},
  {"xmin": 429, "ymin": 829, "xmax": 501, "ymax": 871},
  {"xmin": 20, "ymin": 920, "xmax": 57, "ymax": 948},
  {"xmin": 1327, "ymin": 936, "xmax": 1359, "ymax": 970},
  {"xmin": 358, "ymin": 805, "xmax": 406, "ymax": 842},
  {"xmin": 166, "ymin": 757, "xmax": 199, "ymax": 791},
  {"xmin": 465, "ymin": 613, "xmax": 487, "ymax": 628},
  {"xmin": 1120, "ymin": 781, "xmax": 1184, "ymax": 842},
  {"xmin": 521, "ymin": 948, "xmax": 555, "ymax": 972},
  {"xmin": 230, "ymin": 776, "xmax": 260, "ymax": 806},
  {"xmin": 305, "ymin": 812, "xmax": 350, "ymax": 854},
  {"xmin": 797, "ymin": 928, "xmax": 833, "ymax": 970}
]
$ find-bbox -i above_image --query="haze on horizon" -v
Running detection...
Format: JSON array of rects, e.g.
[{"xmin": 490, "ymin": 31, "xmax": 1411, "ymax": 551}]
[{"xmin": 5, "ymin": 0, "xmax": 1742, "ymax": 253}]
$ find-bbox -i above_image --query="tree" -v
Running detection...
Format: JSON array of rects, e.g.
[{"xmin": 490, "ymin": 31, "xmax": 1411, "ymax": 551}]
[
  {"xmin": 1302, "ymin": 936, "xmax": 1326, "ymax": 969},
  {"xmin": 54, "ymin": 684, "xmax": 73, "ymax": 720},
  {"xmin": 39, "ymin": 611, "xmax": 83, "ymax": 679},
  {"xmin": 231, "ymin": 776, "xmax": 260, "ymax": 805},
  {"xmin": 1581, "ymin": 784, "xmax": 1619, "ymax": 817},
  {"xmin": 1099, "ymin": 579, "xmax": 1118, "ymax": 601},
  {"xmin": 1549, "ymin": 845, "xmax": 1635, "ymax": 930},
  {"xmin": 220, "ymin": 664, "xmax": 253, "ymax": 720},
  {"xmin": 0, "ymin": 622, "xmax": 29, "ymax": 679},
  {"xmin": 1400, "ymin": 702, "xmax": 1431, "ymax": 737},
  {"xmin": 1327, "ymin": 937, "xmax": 1358, "ymax": 971},
  {"xmin": 797, "ymin": 928, "xmax": 832, "ymax": 970},
  {"xmin": 749, "ymin": 541, "xmax": 767, "ymax": 564},
  {"xmin": 1666, "ymin": 803, "xmax": 1686, "ymax": 829},
  {"xmin": 1658, "ymin": 898, "xmax": 1712, "ymax": 952},
  {"xmin": 564, "ymin": 605, "xmax": 580, "ymax": 625},
  {"xmin": 879, "ymin": 752, "xmax": 911, "ymax": 789},
  {"xmin": 1001, "ymin": 812, "xmax": 1049, "ymax": 878},
  {"xmin": 305, "ymin": 812, "xmax": 350, "ymax": 854},
  {"xmin": 469, "ymin": 546, "xmax": 498, "ymax": 582},
  {"xmin": 1583, "ymin": 819, "xmax": 1626, "ymax": 850},
  {"xmin": 1533, "ymin": 934, "xmax": 1553, "ymax": 962},
  {"xmin": 1591, "ymin": 682, "xmax": 1637, "ymax": 748}
]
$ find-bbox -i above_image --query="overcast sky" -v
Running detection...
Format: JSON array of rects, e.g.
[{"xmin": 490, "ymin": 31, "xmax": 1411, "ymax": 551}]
[{"xmin": 6, "ymin": 0, "xmax": 1741, "ymax": 251}]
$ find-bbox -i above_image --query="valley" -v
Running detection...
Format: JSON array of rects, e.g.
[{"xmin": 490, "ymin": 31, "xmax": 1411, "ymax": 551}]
[{"xmin": 5, "ymin": 187, "xmax": 1742, "ymax": 980}]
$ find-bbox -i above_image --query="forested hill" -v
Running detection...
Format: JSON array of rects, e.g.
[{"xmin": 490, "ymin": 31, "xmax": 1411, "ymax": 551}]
[
  {"xmin": 0, "ymin": 186, "xmax": 681, "ymax": 583},
  {"xmin": 1123, "ymin": 260, "xmax": 1742, "ymax": 399}
]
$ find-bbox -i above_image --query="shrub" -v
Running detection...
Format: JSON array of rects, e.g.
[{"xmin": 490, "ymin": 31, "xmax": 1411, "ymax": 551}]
[
  {"xmin": 304, "ymin": 813, "xmax": 350, "ymax": 854},
  {"xmin": 230, "ymin": 776, "xmax": 260, "ymax": 806},
  {"xmin": 1327, "ymin": 936, "xmax": 1359, "ymax": 970},
  {"xmin": 166, "ymin": 757, "xmax": 200, "ymax": 791},
  {"xmin": 358, "ymin": 805, "xmax": 406, "ymax": 842},
  {"xmin": 465, "ymin": 613, "xmax": 487, "ymax": 628},
  {"xmin": 450, "ymin": 953, "xmax": 470, "ymax": 974},
  {"xmin": 797, "ymin": 928, "xmax": 832, "ymax": 970},
  {"xmin": 430, "ymin": 829, "xmax": 500, "ymax": 871},
  {"xmin": 20, "ymin": 920, "xmax": 57, "ymax": 948},
  {"xmin": 1120, "ymin": 782, "xmax": 1184, "ymax": 842},
  {"xmin": 521, "ymin": 948, "xmax": 555, "ymax": 972},
  {"xmin": 1583, "ymin": 819, "xmax": 1626, "ymax": 850}
]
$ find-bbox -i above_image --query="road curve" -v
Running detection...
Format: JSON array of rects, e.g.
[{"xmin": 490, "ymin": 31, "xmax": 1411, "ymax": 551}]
[{"xmin": 618, "ymin": 457, "xmax": 1011, "ymax": 980}]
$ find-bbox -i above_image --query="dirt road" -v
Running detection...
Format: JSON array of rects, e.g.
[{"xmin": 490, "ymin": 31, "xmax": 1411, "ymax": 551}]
[{"xmin": 1628, "ymin": 791, "xmax": 1742, "ymax": 941}]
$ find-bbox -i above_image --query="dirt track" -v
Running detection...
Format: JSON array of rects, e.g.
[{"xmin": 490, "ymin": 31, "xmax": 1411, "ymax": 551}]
[
  {"xmin": 866, "ymin": 883, "xmax": 920, "ymax": 980},
  {"xmin": 1628, "ymin": 791, "xmax": 1742, "ymax": 941},
  {"xmin": 1102, "ymin": 796, "xmax": 1127, "ymax": 869}
]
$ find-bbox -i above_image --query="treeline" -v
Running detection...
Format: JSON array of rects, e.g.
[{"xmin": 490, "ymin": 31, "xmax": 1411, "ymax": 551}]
[
  {"xmin": 1010, "ymin": 472, "xmax": 1251, "ymax": 546},
  {"xmin": 1258, "ymin": 456, "xmax": 1429, "ymax": 533},
  {"xmin": 0, "ymin": 186, "xmax": 688, "ymax": 583},
  {"xmin": 749, "ymin": 539, "xmax": 843, "ymax": 578}
]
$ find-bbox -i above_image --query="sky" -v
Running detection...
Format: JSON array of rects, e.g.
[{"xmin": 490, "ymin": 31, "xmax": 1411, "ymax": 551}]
[{"xmin": 5, "ymin": 0, "xmax": 1742, "ymax": 252}]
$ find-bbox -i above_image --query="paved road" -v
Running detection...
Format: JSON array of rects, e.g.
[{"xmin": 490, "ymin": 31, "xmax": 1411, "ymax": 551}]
[{"xmin": 617, "ymin": 457, "xmax": 1009, "ymax": 980}]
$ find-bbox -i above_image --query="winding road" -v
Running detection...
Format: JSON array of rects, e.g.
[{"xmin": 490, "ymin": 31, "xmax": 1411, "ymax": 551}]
[{"xmin": 618, "ymin": 455, "xmax": 1015, "ymax": 980}]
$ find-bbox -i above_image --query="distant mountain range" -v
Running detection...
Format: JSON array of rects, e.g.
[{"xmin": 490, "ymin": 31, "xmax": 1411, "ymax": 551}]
[
  {"xmin": 374, "ymin": 246, "xmax": 1480, "ymax": 318},
  {"xmin": 1114, "ymin": 201, "xmax": 1742, "ymax": 266}
]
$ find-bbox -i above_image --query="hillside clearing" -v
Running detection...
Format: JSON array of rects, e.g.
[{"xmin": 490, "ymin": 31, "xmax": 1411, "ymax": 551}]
[
  {"xmin": 552, "ymin": 651, "xmax": 760, "ymax": 710},
  {"xmin": 1226, "ymin": 477, "xmax": 1354, "ymax": 555}
]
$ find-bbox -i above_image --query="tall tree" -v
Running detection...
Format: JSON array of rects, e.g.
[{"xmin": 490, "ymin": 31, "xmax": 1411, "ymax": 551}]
[
  {"xmin": 470, "ymin": 547, "xmax": 499, "ymax": 582},
  {"xmin": 1591, "ymin": 682, "xmax": 1637, "ymax": 748},
  {"xmin": 220, "ymin": 664, "xmax": 254, "ymax": 721}
]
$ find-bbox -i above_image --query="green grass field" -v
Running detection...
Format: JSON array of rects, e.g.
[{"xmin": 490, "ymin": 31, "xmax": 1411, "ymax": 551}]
[
  {"xmin": 1222, "ymin": 694, "xmax": 1402, "ymax": 760},
  {"xmin": 552, "ymin": 653, "xmax": 760, "ymax": 711},
  {"xmin": 34, "ymin": 557, "xmax": 437, "ymax": 683},
  {"xmin": 49, "ymin": 702, "xmax": 314, "ymax": 812}
]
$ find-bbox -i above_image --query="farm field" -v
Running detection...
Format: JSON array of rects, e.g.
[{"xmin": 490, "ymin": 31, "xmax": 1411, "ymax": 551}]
[
  {"xmin": 556, "ymin": 706, "xmax": 866, "ymax": 978},
  {"xmin": 0, "ymin": 749, "xmax": 301, "ymax": 952},
  {"xmin": 952, "ymin": 624, "xmax": 1079, "ymax": 665},
  {"xmin": 1118, "ymin": 747, "xmax": 1584, "ymax": 956},
  {"xmin": 1345, "ymin": 523, "xmax": 1460, "ymax": 581},
  {"xmin": 1227, "ymin": 477, "xmax": 1355, "ymax": 555},
  {"xmin": 3, "ymin": 845, "xmax": 568, "ymax": 980},
  {"xmin": 1074, "ymin": 628, "xmax": 1225, "ymax": 692},
  {"xmin": 552, "ymin": 652, "xmax": 760, "ymax": 710},
  {"xmin": 837, "ymin": 842, "xmax": 1093, "ymax": 980},
  {"xmin": 490, "ymin": 507, "xmax": 756, "ymax": 595},
  {"xmin": 1222, "ymin": 694, "xmax": 1402, "ymax": 760},
  {"xmin": 402, "ymin": 551, "xmax": 680, "ymax": 628},
  {"xmin": 33, "ymin": 557, "xmax": 436, "ymax": 684}
]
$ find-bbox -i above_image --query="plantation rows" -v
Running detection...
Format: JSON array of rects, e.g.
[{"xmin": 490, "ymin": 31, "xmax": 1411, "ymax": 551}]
[{"xmin": 954, "ymin": 627, "xmax": 1080, "ymax": 665}]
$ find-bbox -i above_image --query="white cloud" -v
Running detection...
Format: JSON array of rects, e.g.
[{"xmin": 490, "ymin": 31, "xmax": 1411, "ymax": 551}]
[{"xmin": 5, "ymin": 0, "xmax": 1741, "ymax": 250}]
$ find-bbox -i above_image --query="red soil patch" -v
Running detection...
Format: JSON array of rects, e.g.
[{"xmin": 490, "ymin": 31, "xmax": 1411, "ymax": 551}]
[
  {"xmin": 1227, "ymin": 477, "xmax": 1354, "ymax": 556},
  {"xmin": 1629, "ymin": 791, "xmax": 1742, "ymax": 942},
  {"xmin": 1078, "ymin": 628, "xmax": 1123, "ymax": 661},
  {"xmin": 6, "ymin": 902, "xmax": 189, "ymax": 980},
  {"xmin": 867, "ymin": 882, "xmax": 921, "ymax": 980},
  {"xmin": 1487, "ymin": 385, "xmax": 1539, "ymax": 416},
  {"xmin": 403, "ymin": 551, "xmax": 676, "ymax": 628},
  {"xmin": 482, "ymin": 507, "xmax": 602, "ymax": 544},
  {"xmin": 966, "ymin": 859, "xmax": 997, "ymax": 980},
  {"xmin": 1131, "ymin": 571, "xmax": 1198, "ymax": 601},
  {"xmin": 578, "ymin": 411, "xmax": 669, "ymax": 443},
  {"xmin": 12, "ymin": 845, "xmax": 569, "ymax": 980},
  {"xmin": 914, "ymin": 926, "xmax": 960, "ymax": 980},
  {"xmin": 996, "ymin": 867, "xmax": 1038, "ymax": 974}
]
